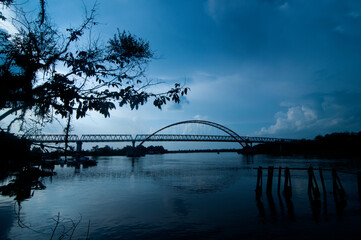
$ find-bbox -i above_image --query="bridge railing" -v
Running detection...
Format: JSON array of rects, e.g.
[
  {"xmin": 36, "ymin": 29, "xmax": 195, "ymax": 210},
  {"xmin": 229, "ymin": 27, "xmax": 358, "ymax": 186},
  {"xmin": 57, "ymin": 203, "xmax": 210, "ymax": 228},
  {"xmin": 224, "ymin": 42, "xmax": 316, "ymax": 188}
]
[
  {"xmin": 245, "ymin": 137, "xmax": 297, "ymax": 143},
  {"xmin": 134, "ymin": 134, "xmax": 298, "ymax": 143},
  {"xmin": 134, "ymin": 134, "xmax": 238, "ymax": 142},
  {"xmin": 24, "ymin": 134, "xmax": 79, "ymax": 142},
  {"xmin": 80, "ymin": 134, "xmax": 133, "ymax": 142},
  {"xmin": 23, "ymin": 134, "xmax": 299, "ymax": 144}
]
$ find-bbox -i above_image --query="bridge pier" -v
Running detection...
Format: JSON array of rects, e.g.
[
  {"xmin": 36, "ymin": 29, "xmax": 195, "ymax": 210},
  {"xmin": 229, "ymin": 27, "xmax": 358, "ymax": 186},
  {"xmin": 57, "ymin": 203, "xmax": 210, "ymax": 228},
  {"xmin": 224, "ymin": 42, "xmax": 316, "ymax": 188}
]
[
  {"xmin": 241, "ymin": 145, "xmax": 254, "ymax": 154},
  {"xmin": 76, "ymin": 141, "xmax": 83, "ymax": 154}
]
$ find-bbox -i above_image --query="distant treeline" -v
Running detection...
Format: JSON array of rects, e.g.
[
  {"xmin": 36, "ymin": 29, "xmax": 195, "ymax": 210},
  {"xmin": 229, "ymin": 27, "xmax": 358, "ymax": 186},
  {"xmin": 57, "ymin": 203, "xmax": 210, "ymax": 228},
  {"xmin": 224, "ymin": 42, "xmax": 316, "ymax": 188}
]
[
  {"xmin": 253, "ymin": 132, "xmax": 361, "ymax": 158},
  {"xmin": 84, "ymin": 145, "xmax": 167, "ymax": 156},
  {"xmin": 32, "ymin": 144, "xmax": 168, "ymax": 158},
  {"xmin": 167, "ymin": 149, "xmax": 243, "ymax": 154}
]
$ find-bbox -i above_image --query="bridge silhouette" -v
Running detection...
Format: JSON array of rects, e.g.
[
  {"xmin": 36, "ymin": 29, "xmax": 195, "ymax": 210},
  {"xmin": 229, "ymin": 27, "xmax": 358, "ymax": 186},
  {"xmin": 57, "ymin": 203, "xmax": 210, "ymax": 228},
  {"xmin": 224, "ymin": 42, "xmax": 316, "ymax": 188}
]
[{"xmin": 24, "ymin": 120, "xmax": 298, "ymax": 152}]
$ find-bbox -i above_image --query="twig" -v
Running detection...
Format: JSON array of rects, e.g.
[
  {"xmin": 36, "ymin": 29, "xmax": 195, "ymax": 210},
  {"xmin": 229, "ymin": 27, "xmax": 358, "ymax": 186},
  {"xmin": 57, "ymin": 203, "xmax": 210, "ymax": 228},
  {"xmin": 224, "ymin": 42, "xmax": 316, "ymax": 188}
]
[
  {"xmin": 49, "ymin": 212, "xmax": 60, "ymax": 240},
  {"xmin": 68, "ymin": 214, "xmax": 82, "ymax": 240},
  {"xmin": 13, "ymin": 202, "xmax": 45, "ymax": 234}
]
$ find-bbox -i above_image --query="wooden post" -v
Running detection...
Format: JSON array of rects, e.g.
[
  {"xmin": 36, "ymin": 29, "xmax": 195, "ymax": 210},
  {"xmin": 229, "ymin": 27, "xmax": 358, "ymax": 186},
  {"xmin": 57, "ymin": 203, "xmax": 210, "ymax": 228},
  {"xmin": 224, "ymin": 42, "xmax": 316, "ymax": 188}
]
[
  {"xmin": 319, "ymin": 168, "xmax": 326, "ymax": 195},
  {"xmin": 283, "ymin": 167, "xmax": 292, "ymax": 198},
  {"xmin": 255, "ymin": 167, "xmax": 263, "ymax": 200},
  {"xmin": 266, "ymin": 166, "xmax": 274, "ymax": 195},
  {"xmin": 332, "ymin": 169, "xmax": 346, "ymax": 204},
  {"xmin": 319, "ymin": 168, "xmax": 328, "ymax": 216},
  {"xmin": 332, "ymin": 169, "xmax": 347, "ymax": 216},
  {"xmin": 308, "ymin": 166, "xmax": 321, "ymax": 204},
  {"xmin": 278, "ymin": 167, "xmax": 282, "ymax": 195}
]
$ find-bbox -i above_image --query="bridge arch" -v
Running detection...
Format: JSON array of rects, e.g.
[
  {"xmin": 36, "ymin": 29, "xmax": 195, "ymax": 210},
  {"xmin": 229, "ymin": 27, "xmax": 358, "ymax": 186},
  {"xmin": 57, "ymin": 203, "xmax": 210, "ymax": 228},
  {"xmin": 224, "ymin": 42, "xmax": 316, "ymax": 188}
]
[{"xmin": 138, "ymin": 120, "xmax": 247, "ymax": 148}]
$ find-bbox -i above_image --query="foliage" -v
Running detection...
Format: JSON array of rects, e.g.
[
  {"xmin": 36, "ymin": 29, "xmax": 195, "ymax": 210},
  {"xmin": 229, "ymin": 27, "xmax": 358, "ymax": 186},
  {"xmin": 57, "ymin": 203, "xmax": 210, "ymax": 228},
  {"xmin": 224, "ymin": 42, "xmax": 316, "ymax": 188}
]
[
  {"xmin": 253, "ymin": 131, "xmax": 361, "ymax": 158},
  {"xmin": 86, "ymin": 144, "xmax": 166, "ymax": 156},
  {"xmin": 0, "ymin": 131, "xmax": 31, "ymax": 171},
  {"xmin": 0, "ymin": 167, "xmax": 52, "ymax": 201},
  {"xmin": 0, "ymin": 0, "xmax": 189, "ymax": 132}
]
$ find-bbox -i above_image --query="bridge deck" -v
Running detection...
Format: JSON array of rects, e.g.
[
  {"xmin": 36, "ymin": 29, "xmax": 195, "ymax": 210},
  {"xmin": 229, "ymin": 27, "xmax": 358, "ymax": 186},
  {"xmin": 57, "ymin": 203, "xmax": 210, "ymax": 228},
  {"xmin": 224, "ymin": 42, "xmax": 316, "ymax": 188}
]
[{"xmin": 24, "ymin": 134, "xmax": 297, "ymax": 144}]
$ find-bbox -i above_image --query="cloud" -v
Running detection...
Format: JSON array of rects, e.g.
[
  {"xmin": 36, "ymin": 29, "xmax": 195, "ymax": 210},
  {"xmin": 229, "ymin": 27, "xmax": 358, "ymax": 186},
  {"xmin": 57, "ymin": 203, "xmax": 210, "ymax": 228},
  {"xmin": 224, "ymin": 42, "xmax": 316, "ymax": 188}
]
[
  {"xmin": 257, "ymin": 105, "xmax": 318, "ymax": 135},
  {"xmin": 166, "ymin": 96, "xmax": 190, "ymax": 110},
  {"xmin": 205, "ymin": 0, "xmax": 218, "ymax": 21},
  {"xmin": 193, "ymin": 114, "xmax": 208, "ymax": 120},
  {"xmin": 349, "ymin": 11, "xmax": 361, "ymax": 19},
  {"xmin": 257, "ymin": 91, "xmax": 361, "ymax": 138},
  {"xmin": 205, "ymin": 0, "xmax": 289, "ymax": 21},
  {"xmin": 279, "ymin": 1, "xmax": 289, "ymax": 10}
]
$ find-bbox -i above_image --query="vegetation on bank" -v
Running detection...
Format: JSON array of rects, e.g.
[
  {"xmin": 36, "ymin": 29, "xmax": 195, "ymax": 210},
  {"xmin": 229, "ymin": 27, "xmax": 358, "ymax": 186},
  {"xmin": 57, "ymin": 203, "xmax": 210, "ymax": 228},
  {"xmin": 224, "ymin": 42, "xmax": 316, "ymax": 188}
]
[
  {"xmin": 31, "ymin": 144, "xmax": 168, "ymax": 159},
  {"xmin": 253, "ymin": 132, "xmax": 361, "ymax": 158},
  {"xmin": 85, "ymin": 145, "xmax": 167, "ymax": 156},
  {"xmin": 0, "ymin": 131, "xmax": 32, "ymax": 173},
  {"xmin": 0, "ymin": 131, "xmax": 55, "ymax": 202}
]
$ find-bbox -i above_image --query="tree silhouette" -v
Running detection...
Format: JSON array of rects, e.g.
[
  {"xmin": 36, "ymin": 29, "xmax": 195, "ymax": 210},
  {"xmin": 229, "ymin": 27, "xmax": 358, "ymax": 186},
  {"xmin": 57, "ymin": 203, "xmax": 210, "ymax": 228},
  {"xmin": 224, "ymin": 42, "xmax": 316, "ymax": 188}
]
[{"xmin": 0, "ymin": 0, "xmax": 189, "ymax": 132}]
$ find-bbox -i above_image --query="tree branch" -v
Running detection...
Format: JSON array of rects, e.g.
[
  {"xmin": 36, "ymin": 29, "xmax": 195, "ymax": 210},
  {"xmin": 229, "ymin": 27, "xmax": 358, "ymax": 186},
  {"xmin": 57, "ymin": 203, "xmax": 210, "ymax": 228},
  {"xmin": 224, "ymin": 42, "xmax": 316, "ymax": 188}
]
[{"xmin": 0, "ymin": 105, "xmax": 26, "ymax": 121}]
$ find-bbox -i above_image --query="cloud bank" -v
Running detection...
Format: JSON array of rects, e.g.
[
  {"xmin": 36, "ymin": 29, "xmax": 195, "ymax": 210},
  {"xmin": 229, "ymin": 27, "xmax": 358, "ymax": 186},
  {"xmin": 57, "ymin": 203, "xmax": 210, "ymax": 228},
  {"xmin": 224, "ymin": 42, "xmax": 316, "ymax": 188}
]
[{"xmin": 258, "ymin": 91, "xmax": 361, "ymax": 138}]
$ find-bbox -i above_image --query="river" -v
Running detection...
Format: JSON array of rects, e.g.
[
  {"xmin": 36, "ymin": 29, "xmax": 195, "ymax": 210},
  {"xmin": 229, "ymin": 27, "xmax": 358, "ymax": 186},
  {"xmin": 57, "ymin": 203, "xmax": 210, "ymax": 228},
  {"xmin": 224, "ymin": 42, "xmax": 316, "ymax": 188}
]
[{"xmin": 1, "ymin": 153, "xmax": 361, "ymax": 239}]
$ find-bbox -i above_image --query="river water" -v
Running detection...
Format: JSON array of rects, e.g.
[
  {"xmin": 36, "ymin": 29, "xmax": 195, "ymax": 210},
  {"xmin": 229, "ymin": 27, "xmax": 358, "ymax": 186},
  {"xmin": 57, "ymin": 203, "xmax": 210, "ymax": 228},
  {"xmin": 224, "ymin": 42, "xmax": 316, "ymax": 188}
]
[{"xmin": 1, "ymin": 153, "xmax": 361, "ymax": 239}]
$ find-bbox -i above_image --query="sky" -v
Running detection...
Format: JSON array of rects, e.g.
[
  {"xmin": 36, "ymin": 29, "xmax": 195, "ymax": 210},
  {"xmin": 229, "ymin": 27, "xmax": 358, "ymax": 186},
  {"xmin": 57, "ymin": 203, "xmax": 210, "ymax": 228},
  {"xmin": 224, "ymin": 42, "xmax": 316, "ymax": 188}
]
[{"xmin": 2, "ymin": 0, "xmax": 361, "ymax": 144}]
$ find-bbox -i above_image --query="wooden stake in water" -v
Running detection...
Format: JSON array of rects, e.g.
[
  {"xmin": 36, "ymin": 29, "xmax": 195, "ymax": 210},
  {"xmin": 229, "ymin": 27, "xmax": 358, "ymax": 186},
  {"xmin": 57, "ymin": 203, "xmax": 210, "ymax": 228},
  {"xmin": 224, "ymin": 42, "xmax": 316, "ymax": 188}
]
[
  {"xmin": 308, "ymin": 166, "xmax": 321, "ymax": 204},
  {"xmin": 283, "ymin": 167, "xmax": 292, "ymax": 198},
  {"xmin": 332, "ymin": 169, "xmax": 346, "ymax": 205},
  {"xmin": 278, "ymin": 167, "xmax": 282, "ymax": 195},
  {"xmin": 255, "ymin": 167, "xmax": 263, "ymax": 200},
  {"xmin": 319, "ymin": 168, "xmax": 327, "ymax": 195},
  {"xmin": 266, "ymin": 166, "xmax": 274, "ymax": 195}
]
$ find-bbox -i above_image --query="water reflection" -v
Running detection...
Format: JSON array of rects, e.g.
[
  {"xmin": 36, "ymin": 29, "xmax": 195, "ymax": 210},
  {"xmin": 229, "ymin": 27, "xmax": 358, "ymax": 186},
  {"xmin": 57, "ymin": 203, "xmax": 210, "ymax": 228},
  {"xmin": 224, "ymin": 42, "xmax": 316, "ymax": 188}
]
[
  {"xmin": 278, "ymin": 192, "xmax": 285, "ymax": 216},
  {"xmin": 172, "ymin": 198, "xmax": 189, "ymax": 216},
  {"xmin": 285, "ymin": 197, "xmax": 295, "ymax": 220},
  {"xmin": 1, "ymin": 153, "xmax": 361, "ymax": 240},
  {"xmin": 0, "ymin": 203, "xmax": 13, "ymax": 239},
  {"xmin": 51, "ymin": 155, "xmax": 243, "ymax": 194},
  {"xmin": 256, "ymin": 190, "xmax": 295, "ymax": 222},
  {"xmin": 242, "ymin": 154, "xmax": 254, "ymax": 164},
  {"xmin": 148, "ymin": 165, "xmax": 241, "ymax": 193},
  {"xmin": 267, "ymin": 194, "xmax": 277, "ymax": 218},
  {"xmin": 256, "ymin": 199, "xmax": 266, "ymax": 223}
]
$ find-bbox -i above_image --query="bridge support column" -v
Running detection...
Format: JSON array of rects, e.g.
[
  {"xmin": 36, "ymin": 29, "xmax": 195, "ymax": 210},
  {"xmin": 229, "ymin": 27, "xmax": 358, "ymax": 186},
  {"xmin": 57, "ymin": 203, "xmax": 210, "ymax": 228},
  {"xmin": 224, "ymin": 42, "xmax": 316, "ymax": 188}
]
[
  {"xmin": 76, "ymin": 141, "xmax": 83, "ymax": 154},
  {"xmin": 132, "ymin": 140, "xmax": 135, "ymax": 148}
]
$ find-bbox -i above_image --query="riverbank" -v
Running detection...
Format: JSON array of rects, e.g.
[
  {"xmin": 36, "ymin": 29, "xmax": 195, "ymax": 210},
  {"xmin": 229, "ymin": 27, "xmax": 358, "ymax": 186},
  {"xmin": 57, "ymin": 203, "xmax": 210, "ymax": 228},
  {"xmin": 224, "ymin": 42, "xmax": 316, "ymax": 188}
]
[{"xmin": 253, "ymin": 132, "xmax": 361, "ymax": 159}]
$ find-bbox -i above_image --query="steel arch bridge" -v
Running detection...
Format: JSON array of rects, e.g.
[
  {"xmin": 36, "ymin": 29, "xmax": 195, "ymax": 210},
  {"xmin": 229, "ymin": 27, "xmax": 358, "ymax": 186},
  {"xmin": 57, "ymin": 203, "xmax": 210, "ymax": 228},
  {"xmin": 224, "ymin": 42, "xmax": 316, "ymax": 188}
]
[
  {"xmin": 137, "ymin": 120, "xmax": 249, "ymax": 147},
  {"xmin": 23, "ymin": 120, "xmax": 298, "ymax": 151}
]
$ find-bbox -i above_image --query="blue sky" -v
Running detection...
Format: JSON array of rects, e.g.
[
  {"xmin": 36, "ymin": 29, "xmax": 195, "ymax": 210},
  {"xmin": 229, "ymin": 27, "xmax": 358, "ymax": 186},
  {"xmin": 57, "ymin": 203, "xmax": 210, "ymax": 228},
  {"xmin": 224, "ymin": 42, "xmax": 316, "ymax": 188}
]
[{"xmin": 2, "ymin": 0, "xmax": 361, "ymax": 141}]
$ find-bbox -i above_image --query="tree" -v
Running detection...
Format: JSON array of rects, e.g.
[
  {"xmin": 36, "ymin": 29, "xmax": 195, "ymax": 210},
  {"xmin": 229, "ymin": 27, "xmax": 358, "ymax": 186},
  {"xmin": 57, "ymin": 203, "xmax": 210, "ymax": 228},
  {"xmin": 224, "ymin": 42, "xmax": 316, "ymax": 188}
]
[{"xmin": 0, "ymin": 0, "xmax": 189, "ymax": 132}]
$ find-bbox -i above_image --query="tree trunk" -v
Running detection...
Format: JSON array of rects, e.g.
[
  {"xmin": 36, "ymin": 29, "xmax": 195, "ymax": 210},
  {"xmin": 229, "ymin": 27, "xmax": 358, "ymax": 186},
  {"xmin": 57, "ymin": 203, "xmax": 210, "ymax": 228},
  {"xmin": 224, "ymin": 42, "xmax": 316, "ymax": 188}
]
[{"xmin": 64, "ymin": 113, "xmax": 72, "ymax": 161}]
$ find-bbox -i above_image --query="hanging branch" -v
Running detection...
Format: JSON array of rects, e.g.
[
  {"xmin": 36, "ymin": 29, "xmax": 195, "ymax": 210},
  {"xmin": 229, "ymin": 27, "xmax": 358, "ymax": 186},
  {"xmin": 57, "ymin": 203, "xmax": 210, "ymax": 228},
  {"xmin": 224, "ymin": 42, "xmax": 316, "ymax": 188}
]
[{"xmin": 0, "ymin": 0, "xmax": 189, "ymax": 133}]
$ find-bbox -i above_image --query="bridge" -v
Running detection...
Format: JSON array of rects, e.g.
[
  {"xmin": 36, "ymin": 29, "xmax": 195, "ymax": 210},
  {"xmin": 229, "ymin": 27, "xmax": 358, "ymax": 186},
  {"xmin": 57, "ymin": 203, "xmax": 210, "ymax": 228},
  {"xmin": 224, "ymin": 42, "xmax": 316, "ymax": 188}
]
[{"xmin": 23, "ymin": 120, "xmax": 299, "ymax": 152}]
